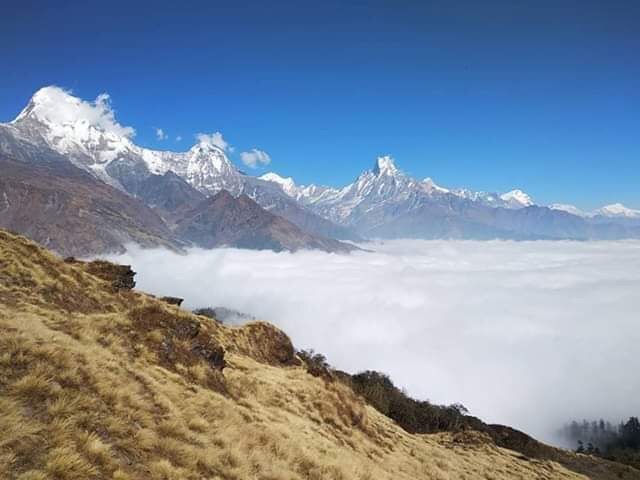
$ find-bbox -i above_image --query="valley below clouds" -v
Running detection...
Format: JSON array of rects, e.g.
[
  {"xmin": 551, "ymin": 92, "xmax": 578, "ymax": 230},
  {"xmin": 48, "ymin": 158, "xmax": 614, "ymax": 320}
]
[{"xmin": 107, "ymin": 239, "xmax": 640, "ymax": 445}]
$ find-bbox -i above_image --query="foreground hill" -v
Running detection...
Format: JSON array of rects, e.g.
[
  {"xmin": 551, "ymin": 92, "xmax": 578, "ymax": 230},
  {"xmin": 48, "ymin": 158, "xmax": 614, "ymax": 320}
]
[{"xmin": 0, "ymin": 230, "xmax": 637, "ymax": 480}]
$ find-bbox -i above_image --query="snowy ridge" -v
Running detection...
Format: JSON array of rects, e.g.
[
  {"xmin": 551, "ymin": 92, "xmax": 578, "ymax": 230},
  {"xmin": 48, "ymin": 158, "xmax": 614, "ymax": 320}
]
[
  {"xmin": 595, "ymin": 203, "xmax": 640, "ymax": 219},
  {"xmin": 258, "ymin": 172, "xmax": 299, "ymax": 197},
  {"xmin": 549, "ymin": 204, "xmax": 587, "ymax": 217},
  {"xmin": 4, "ymin": 86, "xmax": 639, "ymax": 237},
  {"xmin": 550, "ymin": 203, "xmax": 640, "ymax": 219},
  {"xmin": 500, "ymin": 189, "xmax": 535, "ymax": 208},
  {"xmin": 9, "ymin": 86, "xmax": 244, "ymax": 195}
]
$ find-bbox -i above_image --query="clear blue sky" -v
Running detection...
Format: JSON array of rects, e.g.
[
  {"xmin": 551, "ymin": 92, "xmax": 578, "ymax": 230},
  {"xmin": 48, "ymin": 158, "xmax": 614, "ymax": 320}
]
[{"xmin": 1, "ymin": 0, "xmax": 638, "ymax": 209}]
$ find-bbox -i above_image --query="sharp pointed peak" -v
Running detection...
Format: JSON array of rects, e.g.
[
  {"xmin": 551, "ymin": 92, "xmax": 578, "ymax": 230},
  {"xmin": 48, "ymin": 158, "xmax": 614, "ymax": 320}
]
[
  {"xmin": 500, "ymin": 189, "xmax": 534, "ymax": 207},
  {"xmin": 372, "ymin": 155, "xmax": 399, "ymax": 176}
]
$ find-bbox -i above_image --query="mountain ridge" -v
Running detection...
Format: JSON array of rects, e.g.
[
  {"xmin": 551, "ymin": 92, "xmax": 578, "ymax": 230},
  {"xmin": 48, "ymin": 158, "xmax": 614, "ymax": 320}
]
[{"xmin": 2, "ymin": 86, "xmax": 639, "ymax": 249}]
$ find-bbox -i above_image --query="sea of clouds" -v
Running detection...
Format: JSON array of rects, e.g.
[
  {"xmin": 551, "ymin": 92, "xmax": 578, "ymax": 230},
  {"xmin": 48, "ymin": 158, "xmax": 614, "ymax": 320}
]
[{"xmin": 107, "ymin": 239, "xmax": 640, "ymax": 445}]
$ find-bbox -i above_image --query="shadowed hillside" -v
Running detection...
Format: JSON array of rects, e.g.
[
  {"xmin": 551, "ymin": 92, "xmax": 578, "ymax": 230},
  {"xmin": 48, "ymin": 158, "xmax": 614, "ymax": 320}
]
[{"xmin": 0, "ymin": 229, "xmax": 638, "ymax": 480}]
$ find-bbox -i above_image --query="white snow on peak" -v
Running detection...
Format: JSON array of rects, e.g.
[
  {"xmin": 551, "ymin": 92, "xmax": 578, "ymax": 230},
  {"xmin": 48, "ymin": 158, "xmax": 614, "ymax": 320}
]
[
  {"xmin": 422, "ymin": 177, "xmax": 449, "ymax": 193},
  {"xmin": 8, "ymin": 87, "xmax": 244, "ymax": 195},
  {"xmin": 10, "ymin": 86, "xmax": 137, "ymax": 169},
  {"xmin": 500, "ymin": 189, "xmax": 534, "ymax": 208},
  {"xmin": 372, "ymin": 155, "xmax": 399, "ymax": 176},
  {"xmin": 549, "ymin": 204, "xmax": 587, "ymax": 217},
  {"xmin": 13, "ymin": 86, "xmax": 135, "ymax": 139},
  {"xmin": 596, "ymin": 203, "xmax": 640, "ymax": 218},
  {"xmin": 9, "ymin": 87, "xmax": 637, "ymax": 226},
  {"xmin": 259, "ymin": 172, "xmax": 298, "ymax": 196}
]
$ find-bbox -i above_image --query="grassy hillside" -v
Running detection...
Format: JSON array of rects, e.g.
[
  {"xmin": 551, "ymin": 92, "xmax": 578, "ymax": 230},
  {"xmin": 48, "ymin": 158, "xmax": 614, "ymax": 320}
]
[{"xmin": 0, "ymin": 229, "xmax": 638, "ymax": 480}]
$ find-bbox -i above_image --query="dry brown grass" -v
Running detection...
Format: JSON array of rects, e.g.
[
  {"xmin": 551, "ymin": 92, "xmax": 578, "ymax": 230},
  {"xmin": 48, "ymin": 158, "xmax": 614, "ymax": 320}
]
[{"xmin": 0, "ymin": 229, "xmax": 638, "ymax": 480}]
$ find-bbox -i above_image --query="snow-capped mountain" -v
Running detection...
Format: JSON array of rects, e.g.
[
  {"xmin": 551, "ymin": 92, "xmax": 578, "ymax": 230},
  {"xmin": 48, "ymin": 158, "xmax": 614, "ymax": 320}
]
[
  {"xmin": 259, "ymin": 156, "xmax": 640, "ymax": 240},
  {"xmin": 549, "ymin": 204, "xmax": 588, "ymax": 217},
  {"xmin": 451, "ymin": 188, "xmax": 530, "ymax": 209},
  {"xmin": 2, "ymin": 86, "xmax": 357, "ymax": 241},
  {"xmin": 261, "ymin": 156, "xmax": 537, "ymax": 222},
  {"xmin": 258, "ymin": 172, "xmax": 299, "ymax": 198},
  {"xmin": 8, "ymin": 86, "xmax": 245, "ymax": 195},
  {"xmin": 2, "ymin": 86, "xmax": 639, "ymax": 243},
  {"xmin": 499, "ymin": 189, "xmax": 535, "ymax": 208},
  {"xmin": 595, "ymin": 203, "xmax": 640, "ymax": 219},
  {"xmin": 550, "ymin": 202, "xmax": 640, "ymax": 220},
  {"xmin": 260, "ymin": 156, "xmax": 539, "ymax": 229}
]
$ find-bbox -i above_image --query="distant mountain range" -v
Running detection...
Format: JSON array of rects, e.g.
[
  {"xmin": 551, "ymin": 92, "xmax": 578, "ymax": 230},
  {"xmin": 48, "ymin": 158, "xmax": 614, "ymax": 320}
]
[
  {"xmin": 1, "ymin": 86, "xmax": 638, "ymax": 256},
  {"xmin": 258, "ymin": 156, "xmax": 640, "ymax": 240}
]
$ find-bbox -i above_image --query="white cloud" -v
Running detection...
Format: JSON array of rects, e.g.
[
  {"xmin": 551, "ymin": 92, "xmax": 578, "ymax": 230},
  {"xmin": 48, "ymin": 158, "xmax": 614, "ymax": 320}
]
[
  {"xmin": 22, "ymin": 86, "xmax": 135, "ymax": 138},
  {"xmin": 240, "ymin": 148, "xmax": 271, "ymax": 168},
  {"xmin": 155, "ymin": 128, "xmax": 167, "ymax": 140},
  {"xmin": 176, "ymin": 135, "xmax": 183, "ymax": 142},
  {"xmin": 196, "ymin": 131, "xmax": 231, "ymax": 151},
  {"xmin": 105, "ymin": 240, "xmax": 640, "ymax": 446}
]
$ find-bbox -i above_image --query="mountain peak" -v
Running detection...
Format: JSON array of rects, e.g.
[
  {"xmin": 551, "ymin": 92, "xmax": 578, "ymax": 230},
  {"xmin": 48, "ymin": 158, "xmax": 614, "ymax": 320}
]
[
  {"xmin": 422, "ymin": 177, "xmax": 449, "ymax": 193},
  {"xmin": 500, "ymin": 189, "xmax": 534, "ymax": 208},
  {"xmin": 189, "ymin": 140, "xmax": 226, "ymax": 155},
  {"xmin": 549, "ymin": 203, "xmax": 586, "ymax": 217},
  {"xmin": 597, "ymin": 203, "xmax": 640, "ymax": 218},
  {"xmin": 372, "ymin": 155, "xmax": 399, "ymax": 176},
  {"xmin": 260, "ymin": 172, "xmax": 295, "ymax": 187},
  {"xmin": 12, "ymin": 85, "xmax": 135, "ymax": 139}
]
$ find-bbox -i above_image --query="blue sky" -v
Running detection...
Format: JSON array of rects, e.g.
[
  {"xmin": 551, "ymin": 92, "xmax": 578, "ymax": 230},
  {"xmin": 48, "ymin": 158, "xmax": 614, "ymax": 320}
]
[{"xmin": 1, "ymin": 0, "xmax": 638, "ymax": 209}]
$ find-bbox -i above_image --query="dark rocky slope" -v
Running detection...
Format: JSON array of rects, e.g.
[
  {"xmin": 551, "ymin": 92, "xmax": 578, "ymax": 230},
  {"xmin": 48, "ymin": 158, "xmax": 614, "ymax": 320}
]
[{"xmin": 174, "ymin": 190, "xmax": 357, "ymax": 252}]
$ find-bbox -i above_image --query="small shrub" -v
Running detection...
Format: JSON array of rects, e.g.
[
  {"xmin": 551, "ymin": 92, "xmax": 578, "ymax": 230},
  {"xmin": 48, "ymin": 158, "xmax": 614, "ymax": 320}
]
[{"xmin": 298, "ymin": 349, "xmax": 331, "ymax": 378}]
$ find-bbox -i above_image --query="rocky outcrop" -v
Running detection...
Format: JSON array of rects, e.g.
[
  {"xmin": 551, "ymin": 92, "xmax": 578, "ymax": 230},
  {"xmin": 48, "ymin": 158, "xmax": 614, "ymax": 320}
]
[{"xmin": 84, "ymin": 260, "xmax": 136, "ymax": 291}]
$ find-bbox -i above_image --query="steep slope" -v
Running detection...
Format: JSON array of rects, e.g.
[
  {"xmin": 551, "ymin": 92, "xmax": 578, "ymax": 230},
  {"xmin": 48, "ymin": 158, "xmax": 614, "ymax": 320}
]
[
  {"xmin": 241, "ymin": 176, "xmax": 361, "ymax": 241},
  {"xmin": 0, "ymin": 155, "xmax": 180, "ymax": 257},
  {"xmin": 1, "ymin": 229, "xmax": 637, "ymax": 480},
  {"xmin": 174, "ymin": 191, "xmax": 357, "ymax": 252},
  {"xmin": 128, "ymin": 171, "xmax": 207, "ymax": 221}
]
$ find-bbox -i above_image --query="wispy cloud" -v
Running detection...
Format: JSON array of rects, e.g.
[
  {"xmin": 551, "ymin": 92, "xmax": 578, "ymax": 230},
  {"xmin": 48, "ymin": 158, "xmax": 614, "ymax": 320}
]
[
  {"xmin": 106, "ymin": 239, "xmax": 640, "ymax": 445},
  {"xmin": 196, "ymin": 131, "xmax": 232, "ymax": 151},
  {"xmin": 240, "ymin": 148, "xmax": 271, "ymax": 168},
  {"xmin": 155, "ymin": 128, "xmax": 167, "ymax": 140},
  {"xmin": 176, "ymin": 135, "xmax": 182, "ymax": 142}
]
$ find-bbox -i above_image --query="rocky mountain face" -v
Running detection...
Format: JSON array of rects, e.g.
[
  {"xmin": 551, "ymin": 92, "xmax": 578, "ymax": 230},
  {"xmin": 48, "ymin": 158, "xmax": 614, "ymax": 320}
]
[
  {"xmin": 174, "ymin": 191, "xmax": 356, "ymax": 252},
  {"xmin": 0, "ymin": 155, "xmax": 181, "ymax": 257},
  {"xmin": 127, "ymin": 171, "xmax": 207, "ymax": 221}
]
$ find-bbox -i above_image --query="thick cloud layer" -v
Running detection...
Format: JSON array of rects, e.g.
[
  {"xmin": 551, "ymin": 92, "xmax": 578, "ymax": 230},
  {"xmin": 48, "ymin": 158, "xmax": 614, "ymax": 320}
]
[{"xmin": 106, "ymin": 240, "xmax": 640, "ymax": 444}]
